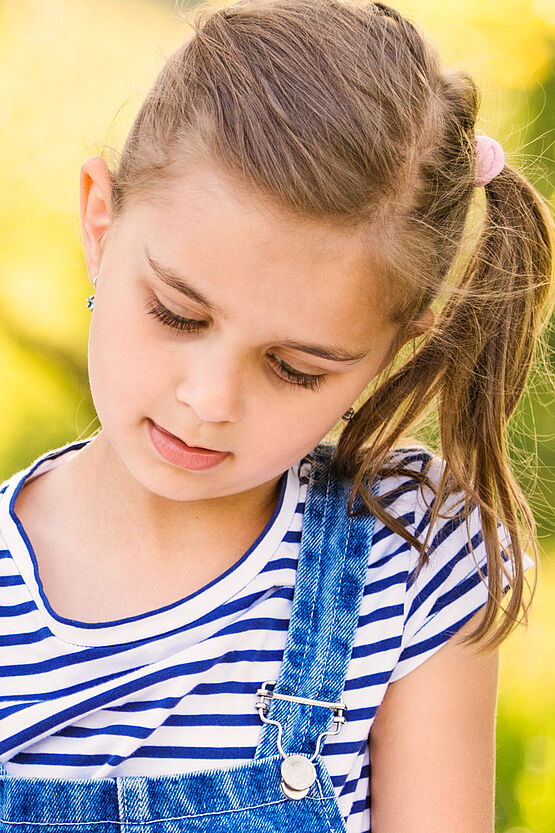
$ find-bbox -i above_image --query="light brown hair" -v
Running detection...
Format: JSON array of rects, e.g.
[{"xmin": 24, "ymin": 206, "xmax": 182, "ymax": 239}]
[{"xmin": 108, "ymin": 0, "xmax": 554, "ymax": 647}]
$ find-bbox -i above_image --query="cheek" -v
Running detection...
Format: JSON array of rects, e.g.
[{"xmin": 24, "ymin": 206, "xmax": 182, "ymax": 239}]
[
  {"xmin": 251, "ymin": 401, "xmax": 343, "ymax": 481},
  {"xmin": 255, "ymin": 386, "xmax": 349, "ymax": 452},
  {"xmin": 87, "ymin": 298, "xmax": 163, "ymax": 416}
]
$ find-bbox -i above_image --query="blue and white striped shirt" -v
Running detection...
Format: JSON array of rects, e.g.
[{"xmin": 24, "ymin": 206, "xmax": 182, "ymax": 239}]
[{"xmin": 0, "ymin": 439, "xmax": 511, "ymax": 832}]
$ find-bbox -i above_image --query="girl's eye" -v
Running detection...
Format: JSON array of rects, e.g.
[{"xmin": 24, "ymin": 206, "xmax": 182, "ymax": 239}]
[
  {"xmin": 145, "ymin": 297, "xmax": 326, "ymax": 392},
  {"xmin": 144, "ymin": 298, "xmax": 206, "ymax": 333},
  {"xmin": 268, "ymin": 354, "xmax": 326, "ymax": 391}
]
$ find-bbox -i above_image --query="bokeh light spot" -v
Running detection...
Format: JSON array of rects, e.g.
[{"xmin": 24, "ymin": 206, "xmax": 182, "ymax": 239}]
[
  {"xmin": 504, "ymin": 828, "xmax": 533, "ymax": 833},
  {"xmin": 4, "ymin": 0, "xmax": 64, "ymax": 43},
  {"xmin": 534, "ymin": 0, "xmax": 555, "ymax": 27},
  {"xmin": 525, "ymin": 735, "xmax": 555, "ymax": 773}
]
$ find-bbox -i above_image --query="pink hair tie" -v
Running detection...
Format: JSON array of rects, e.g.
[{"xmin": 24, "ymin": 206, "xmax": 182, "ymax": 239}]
[{"xmin": 474, "ymin": 134, "xmax": 505, "ymax": 187}]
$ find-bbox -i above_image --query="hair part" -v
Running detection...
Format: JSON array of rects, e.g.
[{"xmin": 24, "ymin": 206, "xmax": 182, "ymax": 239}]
[{"xmin": 107, "ymin": 0, "xmax": 555, "ymax": 648}]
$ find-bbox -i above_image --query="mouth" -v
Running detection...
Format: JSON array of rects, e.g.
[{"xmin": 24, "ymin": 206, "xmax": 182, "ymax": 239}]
[
  {"xmin": 147, "ymin": 419, "xmax": 229, "ymax": 471},
  {"xmin": 149, "ymin": 420, "xmax": 225, "ymax": 453}
]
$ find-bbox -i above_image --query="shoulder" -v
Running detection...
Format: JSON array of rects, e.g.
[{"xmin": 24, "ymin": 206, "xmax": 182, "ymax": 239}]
[
  {"xmin": 307, "ymin": 440, "xmax": 480, "ymax": 578},
  {"xmin": 354, "ymin": 445, "xmax": 494, "ymax": 681},
  {"xmin": 370, "ymin": 444, "xmax": 488, "ymax": 594},
  {"xmin": 306, "ymin": 440, "xmax": 452, "ymax": 532},
  {"xmin": 377, "ymin": 445, "xmax": 477, "ymax": 555},
  {"xmin": 374, "ymin": 443, "xmax": 443, "ymax": 521}
]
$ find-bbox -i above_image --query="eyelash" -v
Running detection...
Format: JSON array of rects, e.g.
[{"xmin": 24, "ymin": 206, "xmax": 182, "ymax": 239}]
[
  {"xmin": 145, "ymin": 298, "xmax": 206, "ymax": 334},
  {"xmin": 144, "ymin": 297, "xmax": 327, "ymax": 392}
]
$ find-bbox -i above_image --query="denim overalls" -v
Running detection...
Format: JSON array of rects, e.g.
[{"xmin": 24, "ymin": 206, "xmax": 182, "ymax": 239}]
[{"xmin": 0, "ymin": 443, "xmax": 378, "ymax": 832}]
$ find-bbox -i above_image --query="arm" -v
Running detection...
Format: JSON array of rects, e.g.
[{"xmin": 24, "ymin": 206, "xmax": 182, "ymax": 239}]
[{"xmin": 369, "ymin": 609, "xmax": 499, "ymax": 833}]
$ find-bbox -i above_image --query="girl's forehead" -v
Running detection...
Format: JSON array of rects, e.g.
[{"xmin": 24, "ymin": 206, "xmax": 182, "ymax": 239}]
[
  {"xmin": 117, "ymin": 162, "xmax": 384, "ymax": 324},
  {"xmin": 135, "ymin": 163, "xmax": 366, "ymax": 249},
  {"xmin": 130, "ymin": 226, "xmax": 383, "ymax": 357}
]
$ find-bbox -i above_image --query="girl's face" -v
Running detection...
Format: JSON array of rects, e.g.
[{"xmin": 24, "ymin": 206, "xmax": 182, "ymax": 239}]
[{"xmin": 82, "ymin": 157, "xmax": 401, "ymax": 505}]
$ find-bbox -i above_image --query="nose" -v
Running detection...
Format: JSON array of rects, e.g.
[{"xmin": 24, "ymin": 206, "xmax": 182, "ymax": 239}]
[{"xmin": 175, "ymin": 348, "xmax": 244, "ymax": 424}]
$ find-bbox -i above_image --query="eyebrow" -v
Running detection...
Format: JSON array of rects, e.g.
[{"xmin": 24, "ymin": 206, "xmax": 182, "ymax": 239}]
[
  {"xmin": 277, "ymin": 341, "xmax": 367, "ymax": 363},
  {"xmin": 145, "ymin": 249, "xmax": 368, "ymax": 364},
  {"xmin": 146, "ymin": 249, "xmax": 224, "ymax": 317}
]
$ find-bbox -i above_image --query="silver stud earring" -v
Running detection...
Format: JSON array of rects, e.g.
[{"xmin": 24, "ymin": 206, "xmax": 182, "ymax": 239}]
[
  {"xmin": 341, "ymin": 407, "xmax": 355, "ymax": 423},
  {"xmin": 86, "ymin": 273, "xmax": 100, "ymax": 310}
]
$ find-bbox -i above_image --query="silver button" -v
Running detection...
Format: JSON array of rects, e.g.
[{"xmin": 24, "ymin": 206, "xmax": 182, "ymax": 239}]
[
  {"xmin": 281, "ymin": 755, "xmax": 316, "ymax": 792},
  {"xmin": 280, "ymin": 781, "xmax": 310, "ymax": 801}
]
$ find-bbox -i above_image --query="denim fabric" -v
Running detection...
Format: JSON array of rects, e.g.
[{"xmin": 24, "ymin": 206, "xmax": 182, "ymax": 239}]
[{"xmin": 0, "ymin": 443, "xmax": 377, "ymax": 832}]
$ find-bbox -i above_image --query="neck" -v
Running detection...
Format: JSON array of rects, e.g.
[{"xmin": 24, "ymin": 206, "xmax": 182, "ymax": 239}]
[{"xmin": 59, "ymin": 431, "xmax": 284, "ymax": 566}]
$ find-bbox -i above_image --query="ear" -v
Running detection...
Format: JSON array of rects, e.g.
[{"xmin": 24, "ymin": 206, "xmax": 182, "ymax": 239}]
[{"xmin": 80, "ymin": 156, "xmax": 113, "ymax": 286}]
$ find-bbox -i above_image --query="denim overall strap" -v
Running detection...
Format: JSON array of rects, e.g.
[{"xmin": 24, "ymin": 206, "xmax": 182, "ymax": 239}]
[{"xmin": 255, "ymin": 442, "xmax": 378, "ymax": 760}]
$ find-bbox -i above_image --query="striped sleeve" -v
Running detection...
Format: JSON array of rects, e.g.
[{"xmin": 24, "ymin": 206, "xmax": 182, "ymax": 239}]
[
  {"xmin": 386, "ymin": 438, "xmax": 534, "ymax": 682},
  {"xmin": 389, "ymin": 499, "xmax": 491, "ymax": 682}
]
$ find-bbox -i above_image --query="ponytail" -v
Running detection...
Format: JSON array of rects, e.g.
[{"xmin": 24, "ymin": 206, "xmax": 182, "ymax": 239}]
[{"xmin": 335, "ymin": 162, "xmax": 554, "ymax": 648}]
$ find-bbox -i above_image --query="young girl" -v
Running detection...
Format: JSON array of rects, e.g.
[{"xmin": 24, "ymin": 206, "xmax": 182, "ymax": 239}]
[{"xmin": 0, "ymin": 0, "xmax": 552, "ymax": 830}]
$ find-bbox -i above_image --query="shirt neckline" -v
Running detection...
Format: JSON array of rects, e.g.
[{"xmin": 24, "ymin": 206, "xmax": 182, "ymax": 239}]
[{"xmin": 0, "ymin": 438, "xmax": 302, "ymax": 647}]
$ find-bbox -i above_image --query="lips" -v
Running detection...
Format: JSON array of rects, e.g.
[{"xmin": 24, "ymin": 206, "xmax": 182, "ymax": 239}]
[
  {"xmin": 153, "ymin": 422, "xmax": 222, "ymax": 454},
  {"xmin": 147, "ymin": 419, "xmax": 229, "ymax": 471}
]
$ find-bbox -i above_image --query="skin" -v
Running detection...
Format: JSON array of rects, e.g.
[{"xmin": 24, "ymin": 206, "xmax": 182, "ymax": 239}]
[
  {"xmin": 77, "ymin": 155, "xmax": 409, "ymax": 567},
  {"xmin": 24, "ymin": 154, "xmax": 498, "ymax": 831},
  {"xmin": 370, "ymin": 609, "xmax": 499, "ymax": 833}
]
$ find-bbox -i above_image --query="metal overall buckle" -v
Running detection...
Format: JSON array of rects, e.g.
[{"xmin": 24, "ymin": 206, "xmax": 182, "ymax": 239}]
[{"xmin": 255, "ymin": 679, "xmax": 347, "ymax": 800}]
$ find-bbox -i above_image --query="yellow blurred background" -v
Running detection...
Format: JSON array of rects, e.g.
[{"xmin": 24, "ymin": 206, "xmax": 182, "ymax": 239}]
[{"xmin": 0, "ymin": 1, "xmax": 553, "ymax": 830}]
